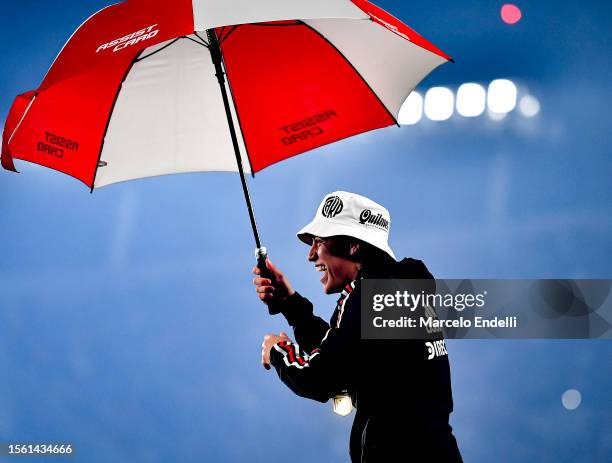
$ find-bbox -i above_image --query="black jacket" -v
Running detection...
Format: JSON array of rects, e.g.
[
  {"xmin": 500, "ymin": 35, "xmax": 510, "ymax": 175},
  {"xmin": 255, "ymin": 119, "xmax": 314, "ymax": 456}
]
[{"xmin": 269, "ymin": 258, "xmax": 463, "ymax": 462}]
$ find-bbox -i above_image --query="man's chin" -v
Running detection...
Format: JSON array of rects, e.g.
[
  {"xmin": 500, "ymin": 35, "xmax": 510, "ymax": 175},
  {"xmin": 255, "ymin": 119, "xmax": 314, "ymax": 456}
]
[{"xmin": 323, "ymin": 283, "xmax": 342, "ymax": 295}]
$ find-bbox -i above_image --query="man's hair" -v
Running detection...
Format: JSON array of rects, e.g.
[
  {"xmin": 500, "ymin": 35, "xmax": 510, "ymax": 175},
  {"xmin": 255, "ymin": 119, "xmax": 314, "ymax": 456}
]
[{"xmin": 327, "ymin": 235, "xmax": 395, "ymax": 269}]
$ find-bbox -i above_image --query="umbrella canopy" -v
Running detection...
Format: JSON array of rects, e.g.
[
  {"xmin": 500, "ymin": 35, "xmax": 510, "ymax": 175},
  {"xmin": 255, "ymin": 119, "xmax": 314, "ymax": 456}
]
[{"xmin": 1, "ymin": 0, "xmax": 451, "ymax": 190}]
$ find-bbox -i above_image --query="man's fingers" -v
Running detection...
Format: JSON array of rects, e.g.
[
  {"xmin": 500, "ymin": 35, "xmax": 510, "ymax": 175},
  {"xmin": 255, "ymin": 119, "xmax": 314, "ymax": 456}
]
[
  {"xmin": 261, "ymin": 334, "xmax": 277, "ymax": 370},
  {"xmin": 256, "ymin": 286, "xmax": 275, "ymax": 295},
  {"xmin": 253, "ymin": 277, "xmax": 272, "ymax": 286},
  {"xmin": 252, "ymin": 266, "xmax": 261, "ymax": 275},
  {"xmin": 255, "ymin": 285, "xmax": 274, "ymax": 302}
]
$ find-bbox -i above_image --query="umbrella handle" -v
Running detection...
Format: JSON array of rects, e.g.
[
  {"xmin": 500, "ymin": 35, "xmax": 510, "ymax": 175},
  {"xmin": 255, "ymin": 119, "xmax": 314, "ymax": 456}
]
[
  {"xmin": 255, "ymin": 247, "xmax": 282, "ymax": 316},
  {"xmin": 256, "ymin": 247, "xmax": 279, "ymax": 371}
]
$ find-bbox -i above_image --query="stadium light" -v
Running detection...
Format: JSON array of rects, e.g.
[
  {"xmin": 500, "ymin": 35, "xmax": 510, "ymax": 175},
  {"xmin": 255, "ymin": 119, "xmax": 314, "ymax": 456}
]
[
  {"xmin": 424, "ymin": 87, "xmax": 454, "ymax": 121},
  {"xmin": 456, "ymin": 83, "xmax": 486, "ymax": 117},
  {"xmin": 402, "ymin": 79, "xmax": 536, "ymax": 125},
  {"xmin": 487, "ymin": 79, "xmax": 517, "ymax": 114},
  {"xmin": 519, "ymin": 94, "xmax": 541, "ymax": 117}
]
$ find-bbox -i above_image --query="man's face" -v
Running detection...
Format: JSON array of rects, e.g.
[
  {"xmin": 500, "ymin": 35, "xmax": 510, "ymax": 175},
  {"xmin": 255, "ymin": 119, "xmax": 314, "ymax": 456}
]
[{"xmin": 308, "ymin": 236, "xmax": 358, "ymax": 294}]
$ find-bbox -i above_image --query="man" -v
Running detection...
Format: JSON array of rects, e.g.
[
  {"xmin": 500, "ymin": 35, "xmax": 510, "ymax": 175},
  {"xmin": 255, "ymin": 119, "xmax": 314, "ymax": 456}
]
[{"xmin": 253, "ymin": 191, "xmax": 462, "ymax": 462}]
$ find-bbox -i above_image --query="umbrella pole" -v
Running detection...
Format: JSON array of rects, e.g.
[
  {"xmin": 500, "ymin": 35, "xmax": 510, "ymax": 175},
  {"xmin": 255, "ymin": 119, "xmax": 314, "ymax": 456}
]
[
  {"xmin": 206, "ymin": 29, "xmax": 262, "ymax": 250},
  {"xmin": 207, "ymin": 29, "xmax": 281, "ymax": 320}
]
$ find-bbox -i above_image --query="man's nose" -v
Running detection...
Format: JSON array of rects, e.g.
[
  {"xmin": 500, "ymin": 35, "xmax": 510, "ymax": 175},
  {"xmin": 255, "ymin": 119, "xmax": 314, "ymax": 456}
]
[{"xmin": 308, "ymin": 242, "xmax": 318, "ymax": 262}]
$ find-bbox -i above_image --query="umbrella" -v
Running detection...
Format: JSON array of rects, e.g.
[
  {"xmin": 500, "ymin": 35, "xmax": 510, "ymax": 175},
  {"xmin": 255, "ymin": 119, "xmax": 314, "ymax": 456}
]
[{"xmin": 1, "ymin": 0, "xmax": 451, "ymax": 290}]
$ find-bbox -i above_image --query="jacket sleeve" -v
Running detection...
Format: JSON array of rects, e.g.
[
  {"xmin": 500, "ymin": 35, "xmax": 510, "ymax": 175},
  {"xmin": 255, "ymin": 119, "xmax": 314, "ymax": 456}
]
[
  {"xmin": 270, "ymin": 287, "xmax": 360, "ymax": 403},
  {"xmin": 280, "ymin": 292, "xmax": 330, "ymax": 353}
]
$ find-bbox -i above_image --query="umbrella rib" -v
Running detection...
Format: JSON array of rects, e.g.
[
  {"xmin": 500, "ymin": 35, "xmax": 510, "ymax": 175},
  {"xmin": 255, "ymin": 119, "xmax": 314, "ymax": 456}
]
[
  {"xmin": 135, "ymin": 38, "xmax": 183, "ymax": 62},
  {"xmin": 219, "ymin": 25, "xmax": 239, "ymax": 45},
  {"xmin": 193, "ymin": 32, "xmax": 210, "ymax": 47},
  {"xmin": 183, "ymin": 35, "xmax": 209, "ymax": 48}
]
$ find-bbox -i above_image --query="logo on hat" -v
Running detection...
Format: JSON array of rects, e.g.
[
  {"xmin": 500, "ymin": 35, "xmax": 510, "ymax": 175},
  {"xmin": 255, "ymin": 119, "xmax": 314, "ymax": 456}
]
[
  {"xmin": 322, "ymin": 196, "xmax": 343, "ymax": 218},
  {"xmin": 359, "ymin": 209, "xmax": 389, "ymax": 231}
]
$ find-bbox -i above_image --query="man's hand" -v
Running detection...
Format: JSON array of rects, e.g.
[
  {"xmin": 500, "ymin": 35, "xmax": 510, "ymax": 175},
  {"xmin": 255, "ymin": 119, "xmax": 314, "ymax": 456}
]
[
  {"xmin": 261, "ymin": 331, "xmax": 291, "ymax": 369},
  {"xmin": 252, "ymin": 259, "xmax": 295, "ymax": 305}
]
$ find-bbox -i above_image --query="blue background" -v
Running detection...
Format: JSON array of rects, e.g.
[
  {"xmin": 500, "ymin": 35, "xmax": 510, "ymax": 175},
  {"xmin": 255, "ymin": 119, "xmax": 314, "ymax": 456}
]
[{"xmin": 1, "ymin": 1, "xmax": 611, "ymax": 462}]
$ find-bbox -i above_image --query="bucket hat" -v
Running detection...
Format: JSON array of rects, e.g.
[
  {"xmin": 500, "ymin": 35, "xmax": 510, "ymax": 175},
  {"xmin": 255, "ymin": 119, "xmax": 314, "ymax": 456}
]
[{"xmin": 297, "ymin": 191, "xmax": 395, "ymax": 259}]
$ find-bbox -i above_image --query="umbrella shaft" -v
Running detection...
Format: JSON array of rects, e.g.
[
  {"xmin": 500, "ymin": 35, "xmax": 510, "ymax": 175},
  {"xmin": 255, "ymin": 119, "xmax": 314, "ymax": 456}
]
[{"xmin": 207, "ymin": 29, "xmax": 262, "ymax": 249}]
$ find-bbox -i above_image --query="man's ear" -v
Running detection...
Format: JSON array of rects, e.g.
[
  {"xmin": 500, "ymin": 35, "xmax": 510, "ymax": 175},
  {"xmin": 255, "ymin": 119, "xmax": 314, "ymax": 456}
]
[{"xmin": 349, "ymin": 242, "xmax": 361, "ymax": 257}]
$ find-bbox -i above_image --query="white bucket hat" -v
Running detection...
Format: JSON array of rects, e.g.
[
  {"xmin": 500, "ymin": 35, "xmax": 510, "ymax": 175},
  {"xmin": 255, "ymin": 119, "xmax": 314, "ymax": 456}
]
[{"xmin": 297, "ymin": 191, "xmax": 396, "ymax": 260}]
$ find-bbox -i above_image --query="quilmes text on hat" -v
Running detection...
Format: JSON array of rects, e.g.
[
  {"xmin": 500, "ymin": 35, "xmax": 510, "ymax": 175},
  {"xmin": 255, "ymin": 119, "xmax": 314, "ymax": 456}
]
[{"xmin": 297, "ymin": 191, "xmax": 396, "ymax": 260}]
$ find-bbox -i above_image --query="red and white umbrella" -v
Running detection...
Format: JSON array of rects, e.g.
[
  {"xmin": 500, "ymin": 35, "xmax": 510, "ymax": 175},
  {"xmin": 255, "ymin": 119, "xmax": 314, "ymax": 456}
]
[{"xmin": 2, "ymin": 0, "xmax": 451, "ymax": 268}]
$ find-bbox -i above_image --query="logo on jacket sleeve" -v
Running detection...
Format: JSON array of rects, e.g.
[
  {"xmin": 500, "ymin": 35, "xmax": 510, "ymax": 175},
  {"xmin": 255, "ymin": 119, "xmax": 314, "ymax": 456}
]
[
  {"xmin": 322, "ymin": 196, "xmax": 343, "ymax": 218},
  {"xmin": 425, "ymin": 340, "xmax": 448, "ymax": 360}
]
